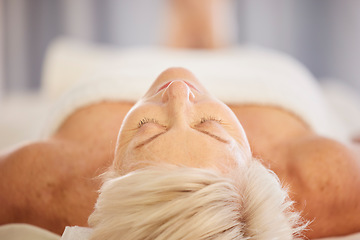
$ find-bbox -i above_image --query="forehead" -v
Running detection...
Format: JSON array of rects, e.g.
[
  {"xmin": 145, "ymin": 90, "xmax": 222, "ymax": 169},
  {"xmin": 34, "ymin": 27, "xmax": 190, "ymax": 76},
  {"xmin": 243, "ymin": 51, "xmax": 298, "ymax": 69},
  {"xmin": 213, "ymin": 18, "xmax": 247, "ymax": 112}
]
[{"xmin": 117, "ymin": 128, "xmax": 242, "ymax": 174}]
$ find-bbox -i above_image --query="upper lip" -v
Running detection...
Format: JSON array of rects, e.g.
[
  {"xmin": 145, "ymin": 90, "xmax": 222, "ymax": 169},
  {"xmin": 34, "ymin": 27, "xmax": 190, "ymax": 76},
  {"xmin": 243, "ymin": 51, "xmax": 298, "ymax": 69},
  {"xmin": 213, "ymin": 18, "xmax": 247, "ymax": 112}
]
[{"xmin": 156, "ymin": 81, "xmax": 199, "ymax": 94}]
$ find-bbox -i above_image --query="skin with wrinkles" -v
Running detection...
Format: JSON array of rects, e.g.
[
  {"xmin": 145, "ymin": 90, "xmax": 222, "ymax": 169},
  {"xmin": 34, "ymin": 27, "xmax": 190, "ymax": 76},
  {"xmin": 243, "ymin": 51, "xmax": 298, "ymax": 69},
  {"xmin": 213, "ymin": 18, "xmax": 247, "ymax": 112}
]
[
  {"xmin": 1, "ymin": 67, "xmax": 359, "ymax": 239},
  {"xmin": 1, "ymin": 0, "xmax": 360, "ymax": 238}
]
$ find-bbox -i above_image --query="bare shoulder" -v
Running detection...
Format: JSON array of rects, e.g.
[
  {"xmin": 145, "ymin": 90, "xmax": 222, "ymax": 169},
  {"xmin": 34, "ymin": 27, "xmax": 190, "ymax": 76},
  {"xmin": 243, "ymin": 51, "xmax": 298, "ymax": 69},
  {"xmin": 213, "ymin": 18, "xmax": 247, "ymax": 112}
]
[
  {"xmin": 0, "ymin": 141, "xmax": 59, "ymax": 223},
  {"xmin": 0, "ymin": 101, "xmax": 132, "ymax": 234},
  {"xmin": 283, "ymin": 135, "xmax": 360, "ymax": 238},
  {"xmin": 53, "ymin": 101, "xmax": 133, "ymax": 146},
  {"xmin": 0, "ymin": 139, "xmax": 104, "ymax": 234},
  {"xmin": 287, "ymin": 136, "xmax": 360, "ymax": 188}
]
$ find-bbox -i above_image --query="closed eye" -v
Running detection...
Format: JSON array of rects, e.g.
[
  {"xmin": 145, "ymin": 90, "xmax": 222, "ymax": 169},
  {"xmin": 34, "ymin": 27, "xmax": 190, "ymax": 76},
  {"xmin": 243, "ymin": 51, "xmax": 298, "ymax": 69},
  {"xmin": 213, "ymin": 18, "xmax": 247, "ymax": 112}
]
[
  {"xmin": 138, "ymin": 117, "xmax": 160, "ymax": 128},
  {"xmin": 197, "ymin": 116, "xmax": 223, "ymax": 125},
  {"xmin": 135, "ymin": 116, "xmax": 229, "ymax": 148},
  {"xmin": 138, "ymin": 116, "xmax": 223, "ymax": 128}
]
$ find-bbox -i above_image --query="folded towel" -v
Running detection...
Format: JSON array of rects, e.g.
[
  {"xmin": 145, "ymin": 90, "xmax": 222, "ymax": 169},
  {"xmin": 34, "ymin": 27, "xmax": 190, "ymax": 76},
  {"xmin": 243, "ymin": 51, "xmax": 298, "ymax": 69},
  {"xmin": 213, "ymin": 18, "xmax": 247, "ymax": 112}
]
[
  {"xmin": 0, "ymin": 224, "xmax": 60, "ymax": 240},
  {"xmin": 41, "ymin": 38, "xmax": 350, "ymax": 143},
  {"xmin": 60, "ymin": 226, "xmax": 92, "ymax": 240}
]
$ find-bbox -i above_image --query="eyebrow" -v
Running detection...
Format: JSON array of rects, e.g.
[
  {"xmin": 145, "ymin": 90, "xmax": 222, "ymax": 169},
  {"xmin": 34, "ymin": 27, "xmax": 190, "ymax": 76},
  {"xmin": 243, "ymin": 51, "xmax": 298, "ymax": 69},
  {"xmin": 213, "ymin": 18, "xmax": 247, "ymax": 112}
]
[
  {"xmin": 197, "ymin": 130, "xmax": 229, "ymax": 144},
  {"xmin": 135, "ymin": 132, "xmax": 166, "ymax": 149},
  {"xmin": 134, "ymin": 129, "xmax": 229, "ymax": 149}
]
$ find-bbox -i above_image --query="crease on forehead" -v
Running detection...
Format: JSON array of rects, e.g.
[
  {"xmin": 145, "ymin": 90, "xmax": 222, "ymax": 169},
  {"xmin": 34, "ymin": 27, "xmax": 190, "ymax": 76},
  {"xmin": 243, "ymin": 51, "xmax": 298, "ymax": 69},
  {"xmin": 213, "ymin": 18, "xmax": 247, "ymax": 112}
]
[
  {"xmin": 116, "ymin": 131, "xmax": 244, "ymax": 174},
  {"xmin": 134, "ymin": 128, "xmax": 230, "ymax": 149}
]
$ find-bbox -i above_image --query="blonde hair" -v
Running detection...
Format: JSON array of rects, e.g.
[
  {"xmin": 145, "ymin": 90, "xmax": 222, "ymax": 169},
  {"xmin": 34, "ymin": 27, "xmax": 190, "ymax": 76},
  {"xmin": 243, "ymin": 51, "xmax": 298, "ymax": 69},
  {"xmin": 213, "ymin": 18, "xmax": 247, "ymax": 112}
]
[{"xmin": 88, "ymin": 160, "xmax": 306, "ymax": 240}]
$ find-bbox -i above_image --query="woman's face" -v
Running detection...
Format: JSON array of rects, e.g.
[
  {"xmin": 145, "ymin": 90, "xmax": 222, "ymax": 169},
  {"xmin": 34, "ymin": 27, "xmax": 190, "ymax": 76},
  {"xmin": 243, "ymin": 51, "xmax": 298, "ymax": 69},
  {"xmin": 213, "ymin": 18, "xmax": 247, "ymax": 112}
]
[{"xmin": 115, "ymin": 67, "xmax": 251, "ymax": 174}]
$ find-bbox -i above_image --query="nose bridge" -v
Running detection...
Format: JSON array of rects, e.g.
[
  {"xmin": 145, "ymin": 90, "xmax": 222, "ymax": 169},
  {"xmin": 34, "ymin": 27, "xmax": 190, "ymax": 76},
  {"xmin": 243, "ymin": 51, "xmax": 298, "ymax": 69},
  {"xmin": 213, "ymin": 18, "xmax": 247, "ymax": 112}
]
[{"xmin": 162, "ymin": 81, "xmax": 194, "ymax": 126}]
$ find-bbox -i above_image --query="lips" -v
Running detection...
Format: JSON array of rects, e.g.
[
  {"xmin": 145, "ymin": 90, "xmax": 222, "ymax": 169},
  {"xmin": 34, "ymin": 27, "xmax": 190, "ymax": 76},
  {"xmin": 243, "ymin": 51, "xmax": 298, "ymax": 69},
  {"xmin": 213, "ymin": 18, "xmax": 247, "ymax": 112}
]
[
  {"xmin": 184, "ymin": 81, "xmax": 199, "ymax": 92},
  {"xmin": 156, "ymin": 81, "xmax": 199, "ymax": 94},
  {"xmin": 156, "ymin": 81, "xmax": 173, "ymax": 93}
]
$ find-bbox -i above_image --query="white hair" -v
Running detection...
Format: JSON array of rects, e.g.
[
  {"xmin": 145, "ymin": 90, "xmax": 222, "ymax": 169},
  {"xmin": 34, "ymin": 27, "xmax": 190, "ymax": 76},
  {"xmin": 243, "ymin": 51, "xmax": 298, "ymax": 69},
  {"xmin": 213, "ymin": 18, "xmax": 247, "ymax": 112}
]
[{"xmin": 88, "ymin": 160, "xmax": 307, "ymax": 240}]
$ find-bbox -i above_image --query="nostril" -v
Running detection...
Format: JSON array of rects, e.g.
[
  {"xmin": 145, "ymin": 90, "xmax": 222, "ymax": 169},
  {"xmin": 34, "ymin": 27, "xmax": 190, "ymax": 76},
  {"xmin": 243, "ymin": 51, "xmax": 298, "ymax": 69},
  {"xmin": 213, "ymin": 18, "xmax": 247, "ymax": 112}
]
[{"xmin": 161, "ymin": 81, "xmax": 194, "ymax": 103}]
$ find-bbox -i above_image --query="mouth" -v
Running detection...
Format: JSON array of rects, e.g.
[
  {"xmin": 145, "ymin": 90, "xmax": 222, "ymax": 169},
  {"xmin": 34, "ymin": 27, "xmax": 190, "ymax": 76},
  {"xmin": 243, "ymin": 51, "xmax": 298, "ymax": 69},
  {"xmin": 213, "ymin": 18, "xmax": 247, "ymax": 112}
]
[{"xmin": 156, "ymin": 81, "xmax": 200, "ymax": 94}]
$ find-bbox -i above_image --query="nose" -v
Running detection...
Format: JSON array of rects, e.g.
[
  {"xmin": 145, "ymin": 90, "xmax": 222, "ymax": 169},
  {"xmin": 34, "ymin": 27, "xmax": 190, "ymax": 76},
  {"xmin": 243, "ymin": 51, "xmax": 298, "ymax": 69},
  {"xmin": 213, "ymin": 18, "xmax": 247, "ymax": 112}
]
[
  {"xmin": 161, "ymin": 81, "xmax": 195, "ymax": 127},
  {"xmin": 161, "ymin": 80, "xmax": 195, "ymax": 104}
]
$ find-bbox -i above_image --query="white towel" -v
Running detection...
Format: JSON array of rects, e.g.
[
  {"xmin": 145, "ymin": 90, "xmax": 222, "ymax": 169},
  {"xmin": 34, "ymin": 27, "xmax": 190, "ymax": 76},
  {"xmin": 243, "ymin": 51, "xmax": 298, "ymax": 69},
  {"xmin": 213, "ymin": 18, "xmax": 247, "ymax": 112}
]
[
  {"xmin": 0, "ymin": 224, "xmax": 60, "ymax": 240},
  {"xmin": 41, "ymin": 38, "xmax": 350, "ymax": 142},
  {"xmin": 60, "ymin": 226, "xmax": 93, "ymax": 240}
]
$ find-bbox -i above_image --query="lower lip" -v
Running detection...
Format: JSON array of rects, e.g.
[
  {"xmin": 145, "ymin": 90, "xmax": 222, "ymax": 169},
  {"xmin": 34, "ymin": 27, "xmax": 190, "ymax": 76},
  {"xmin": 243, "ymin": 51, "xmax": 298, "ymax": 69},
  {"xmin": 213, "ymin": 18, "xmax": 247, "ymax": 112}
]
[
  {"xmin": 157, "ymin": 81, "xmax": 172, "ymax": 93},
  {"xmin": 156, "ymin": 81, "xmax": 199, "ymax": 93}
]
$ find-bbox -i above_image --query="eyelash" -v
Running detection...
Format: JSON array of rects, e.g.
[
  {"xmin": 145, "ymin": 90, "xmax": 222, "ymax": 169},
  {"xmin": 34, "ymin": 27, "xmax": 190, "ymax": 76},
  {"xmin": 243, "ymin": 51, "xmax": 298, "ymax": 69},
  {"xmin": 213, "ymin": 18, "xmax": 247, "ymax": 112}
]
[
  {"xmin": 138, "ymin": 116, "xmax": 222, "ymax": 128},
  {"xmin": 199, "ymin": 116, "xmax": 222, "ymax": 124},
  {"xmin": 138, "ymin": 117, "xmax": 159, "ymax": 128}
]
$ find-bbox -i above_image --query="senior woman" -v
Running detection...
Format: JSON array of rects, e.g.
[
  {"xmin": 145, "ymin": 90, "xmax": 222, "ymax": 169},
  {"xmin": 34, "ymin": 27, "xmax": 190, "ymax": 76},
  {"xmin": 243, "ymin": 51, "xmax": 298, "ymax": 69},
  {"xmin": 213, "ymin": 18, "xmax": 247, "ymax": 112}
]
[
  {"xmin": 0, "ymin": 65, "xmax": 360, "ymax": 239},
  {"xmin": 1, "ymin": 1, "xmax": 360, "ymax": 240}
]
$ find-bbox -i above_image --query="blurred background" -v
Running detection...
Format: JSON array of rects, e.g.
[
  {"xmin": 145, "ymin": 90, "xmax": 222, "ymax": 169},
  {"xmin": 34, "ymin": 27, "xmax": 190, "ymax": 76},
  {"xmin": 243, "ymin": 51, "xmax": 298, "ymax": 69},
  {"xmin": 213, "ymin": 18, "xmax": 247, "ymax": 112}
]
[
  {"xmin": 1, "ymin": 0, "xmax": 360, "ymax": 93},
  {"xmin": 0, "ymin": 0, "xmax": 360, "ymax": 149}
]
